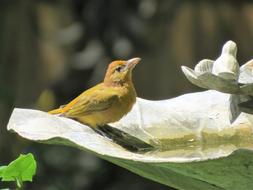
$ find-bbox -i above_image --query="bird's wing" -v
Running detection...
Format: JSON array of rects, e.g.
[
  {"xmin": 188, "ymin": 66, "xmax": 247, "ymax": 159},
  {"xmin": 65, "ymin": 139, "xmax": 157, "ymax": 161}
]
[{"xmin": 64, "ymin": 86, "xmax": 118, "ymax": 118}]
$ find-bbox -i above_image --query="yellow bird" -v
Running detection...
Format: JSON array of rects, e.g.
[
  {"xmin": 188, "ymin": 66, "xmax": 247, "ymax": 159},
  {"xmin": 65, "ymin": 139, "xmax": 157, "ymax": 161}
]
[{"xmin": 48, "ymin": 58, "xmax": 140, "ymax": 128}]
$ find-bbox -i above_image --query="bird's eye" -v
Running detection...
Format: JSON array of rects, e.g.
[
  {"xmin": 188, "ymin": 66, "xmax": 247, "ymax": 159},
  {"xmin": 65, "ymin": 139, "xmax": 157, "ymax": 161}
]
[{"xmin": 115, "ymin": 66, "xmax": 123, "ymax": 72}]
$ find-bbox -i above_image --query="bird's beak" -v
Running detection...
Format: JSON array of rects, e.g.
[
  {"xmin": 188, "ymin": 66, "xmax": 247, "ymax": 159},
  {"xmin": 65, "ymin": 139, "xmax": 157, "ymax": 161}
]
[{"xmin": 126, "ymin": 57, "xmax": 141, "ymax": 70}]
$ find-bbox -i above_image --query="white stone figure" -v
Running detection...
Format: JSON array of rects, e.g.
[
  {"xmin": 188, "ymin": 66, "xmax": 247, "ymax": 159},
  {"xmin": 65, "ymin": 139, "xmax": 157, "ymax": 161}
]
[{"xmin": 212, "ymin": 40, "xmax": 239, "ymax": 81}]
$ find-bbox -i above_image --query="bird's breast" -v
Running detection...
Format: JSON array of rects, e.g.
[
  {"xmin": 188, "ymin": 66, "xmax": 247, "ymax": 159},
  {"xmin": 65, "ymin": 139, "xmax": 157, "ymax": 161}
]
[{"xmin": 106, "ymin": 86, "xmax": 136, "ymax": 120}]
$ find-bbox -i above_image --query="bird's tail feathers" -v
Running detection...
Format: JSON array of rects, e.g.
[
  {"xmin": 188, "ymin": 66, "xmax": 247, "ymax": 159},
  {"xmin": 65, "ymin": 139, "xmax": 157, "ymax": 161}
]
[{"xmin": 48, "ymin": 108, "xmax": 64, "ymax": 115}]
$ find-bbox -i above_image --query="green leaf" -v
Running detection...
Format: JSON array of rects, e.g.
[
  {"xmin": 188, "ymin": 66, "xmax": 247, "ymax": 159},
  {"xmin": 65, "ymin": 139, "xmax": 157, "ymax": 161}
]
[
  {"xmin": 0, "ymin": 153, "xmax": 36, "ymax": 182},
  {"xmin": 0, "ymin": 166, "xmax": 7, "ymax": 176}
]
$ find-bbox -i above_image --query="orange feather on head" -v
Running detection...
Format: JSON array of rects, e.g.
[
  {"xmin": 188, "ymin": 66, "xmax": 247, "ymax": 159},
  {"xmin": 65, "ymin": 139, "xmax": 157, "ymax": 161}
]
[{"xmin": 104, "ymin": 58, "xmax": 140, "ymax": 86}]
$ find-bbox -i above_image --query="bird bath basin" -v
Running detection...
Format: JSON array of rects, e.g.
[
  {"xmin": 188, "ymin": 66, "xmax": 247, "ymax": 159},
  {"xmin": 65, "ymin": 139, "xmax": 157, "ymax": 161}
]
[{"xmin": 6, "ymin": 41, "xmax": 253, "ymax": 190}]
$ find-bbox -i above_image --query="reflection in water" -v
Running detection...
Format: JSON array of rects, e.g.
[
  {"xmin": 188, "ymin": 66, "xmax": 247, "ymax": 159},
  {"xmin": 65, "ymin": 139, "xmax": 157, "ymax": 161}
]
[
  {"xmin": 105, "ymin": 122, "xmax": 253, "ymax": 161},
  {"xmin": 129, "ymin": 124, "xmax": 253, "ymax": 160},
  {"xmin": 144, "ymin": 138, "xmax": 253, "ymax": 160}
]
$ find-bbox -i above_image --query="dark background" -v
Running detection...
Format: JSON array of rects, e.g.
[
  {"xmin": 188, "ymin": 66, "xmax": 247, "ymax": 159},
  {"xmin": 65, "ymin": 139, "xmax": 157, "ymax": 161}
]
[{"xmin": 1, "ymin": 0, "xmax": 253, "ymax": 189}]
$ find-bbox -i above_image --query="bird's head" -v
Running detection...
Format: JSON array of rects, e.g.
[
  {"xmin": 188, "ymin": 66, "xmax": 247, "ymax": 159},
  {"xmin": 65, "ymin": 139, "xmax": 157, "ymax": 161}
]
[{"xmin": 104, "ymin": 58, "xmax": 141, "ymax": 86}]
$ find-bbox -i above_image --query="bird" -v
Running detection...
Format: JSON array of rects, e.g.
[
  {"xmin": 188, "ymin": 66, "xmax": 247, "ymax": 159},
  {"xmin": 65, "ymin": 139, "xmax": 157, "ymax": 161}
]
[
  {"xmin": 48, "ymin": 58, "xmax": 140, "ymax": 128},
  {"xmin": 212, "ymin": 40, "xmax": 239, "ymax": 81}
]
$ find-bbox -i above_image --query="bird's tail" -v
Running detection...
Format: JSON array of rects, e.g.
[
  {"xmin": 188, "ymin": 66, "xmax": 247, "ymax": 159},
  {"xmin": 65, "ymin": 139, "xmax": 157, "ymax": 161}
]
[{"xmin": 48, "ymin": 108, "xmax": 64, "ymax": 115}]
